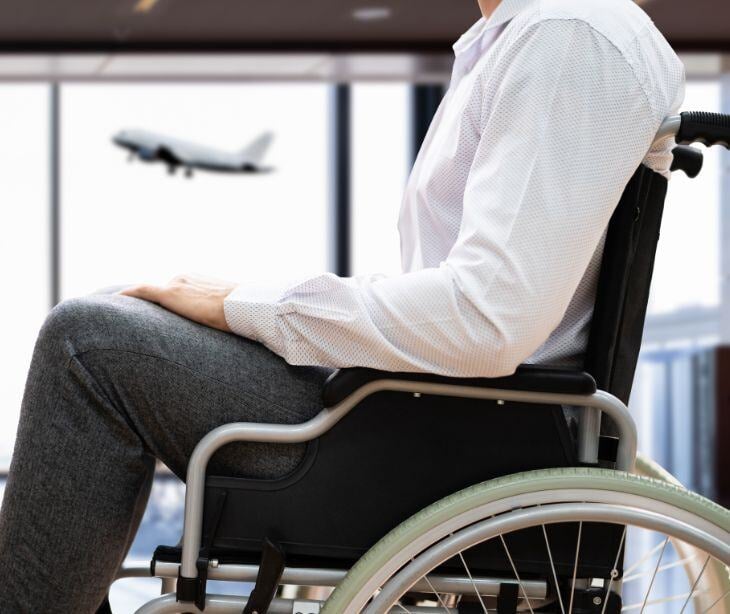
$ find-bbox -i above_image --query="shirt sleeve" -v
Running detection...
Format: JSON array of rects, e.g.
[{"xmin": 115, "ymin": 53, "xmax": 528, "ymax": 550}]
[{"xmin": 224, "ymin": 19, "xmax": 664, "ymax": 377}]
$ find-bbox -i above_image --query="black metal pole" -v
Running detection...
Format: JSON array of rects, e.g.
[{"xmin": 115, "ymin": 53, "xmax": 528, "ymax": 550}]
[
  {"xmin": 410, "ymin": 84, "xmax": 445, "ymax": 164},
  {"xmin": 50, "ymin": 82, "xmax": 61, "ymax": 307},
  {"xmin": 329, "ymin": 83, "xmax": 351, "ymax": 277}
]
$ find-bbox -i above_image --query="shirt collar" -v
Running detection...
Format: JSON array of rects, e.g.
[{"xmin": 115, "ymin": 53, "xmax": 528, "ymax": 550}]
[{"xmin": 452, "ymin": 0, "xmax": 535, "ymax": 58}]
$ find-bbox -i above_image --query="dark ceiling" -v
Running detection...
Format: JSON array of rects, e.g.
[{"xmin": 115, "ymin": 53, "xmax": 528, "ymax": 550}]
[{"xmin": 0, "ymin": 0, "xmax": 727, "ymax": 53}]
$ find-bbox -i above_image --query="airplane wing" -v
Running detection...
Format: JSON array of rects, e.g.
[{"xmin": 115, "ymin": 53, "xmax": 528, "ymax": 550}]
[
  {"xmin": 156, "ymin": 146, "xmax": 183, "ymax": 166},
  {"xmin": 237, "ymin": 131, "xmax": 274, "ymax": 166}
]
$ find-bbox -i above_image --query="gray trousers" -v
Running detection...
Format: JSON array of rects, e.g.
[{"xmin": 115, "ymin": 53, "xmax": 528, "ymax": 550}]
[{"xmin": 0, "ymin": 293, "xmax": 333, "ymax": 613}]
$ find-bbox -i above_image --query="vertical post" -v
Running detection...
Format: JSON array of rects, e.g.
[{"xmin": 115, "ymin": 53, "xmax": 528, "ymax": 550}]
[
  {"xmin": 410, "ymin": 84, "xmax": 445, "ymax": 164},
  {"xmin": 49, "ymin": 82, "xmax": 61, "ymax": 307},
  {"xmin": 577, "ymin": 408, "xmax": 601, "ymax": 465},
  {"xmin": 720, "ymin": 58, "xmax": 730, "ymax": 343},
  {"xmin": 329, "ymin": 83, "xmax": 351, "ymax": 277}
]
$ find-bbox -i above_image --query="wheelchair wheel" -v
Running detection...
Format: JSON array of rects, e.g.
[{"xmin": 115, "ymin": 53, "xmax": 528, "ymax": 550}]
[{"xmin": 323, "ymin": 468, "xmax": 730, "ymax": 614}]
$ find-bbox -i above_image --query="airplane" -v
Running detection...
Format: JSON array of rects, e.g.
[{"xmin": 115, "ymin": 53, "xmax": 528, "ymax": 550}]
[{"xmin": 112, "ymin": 129, "xmax": 274, "ymax": 177}]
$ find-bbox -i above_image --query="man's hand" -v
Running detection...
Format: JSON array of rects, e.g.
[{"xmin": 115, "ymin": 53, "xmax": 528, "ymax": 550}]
[{"xmin": 120, "ymin": 274, "xmax": 235, "ymax": 332}]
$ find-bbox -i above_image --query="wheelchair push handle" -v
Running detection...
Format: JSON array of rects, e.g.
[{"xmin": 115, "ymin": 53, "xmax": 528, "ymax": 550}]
[{"xmin": 676, "ymin": 111, "xmax": 730, "ymax": 149}]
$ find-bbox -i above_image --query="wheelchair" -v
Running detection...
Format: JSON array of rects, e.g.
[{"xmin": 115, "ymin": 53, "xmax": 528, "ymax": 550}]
[{"xmin": 117, "ymin": 112, "xmax": 730, "ymax": 614}]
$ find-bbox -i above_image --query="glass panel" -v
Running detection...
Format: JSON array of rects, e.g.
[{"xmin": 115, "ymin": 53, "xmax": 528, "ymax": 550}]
[
  {"xmin": 648, "ymin": 80, "xmax": 722, "ymax": 316},
  {"xmin": 61, "ymin": 83, "xmax": 329, "ymax": 298},
  {"xmin": 0, "ymin": 84, "xmax": 49, "ymax": 470},
  {"xmin": 351, "ymin": 83, "xmax": 409, "ymax": 276}
]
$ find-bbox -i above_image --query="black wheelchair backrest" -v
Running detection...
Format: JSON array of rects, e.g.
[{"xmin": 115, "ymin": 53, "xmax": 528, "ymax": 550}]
[{"xmin": 583, "ymin": 164, "xmax": 668, "ymax": 404}]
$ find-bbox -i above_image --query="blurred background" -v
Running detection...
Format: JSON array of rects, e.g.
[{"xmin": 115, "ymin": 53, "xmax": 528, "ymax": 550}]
[{"xmin": 0, "ymin": 0, "xmax": 728, "ymax": 610}]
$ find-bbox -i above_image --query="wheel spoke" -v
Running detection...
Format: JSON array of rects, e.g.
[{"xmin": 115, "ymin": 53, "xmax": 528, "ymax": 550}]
[
  {"xmin": 701, "ymin": 588, "xmax": 730, "ymax": 614},
  {"xmin": 679, "ymin": 555, "xmax": 711, "ymax": 614},
  {"xmin": 638, "ymin": 536, "xmax": 669, "ymax": 614},
  {"xmin": 623, "ymin": 540, "xmax": 667, "ymax": 576},
  {"xmin": 623, "ymin": 591, "xmax": 707, "ymax": 610},
  {"xmin": 541, "ymin": 524, "xmax": 566, "ymax": 614},
  {"xmin": 567, "ymin": 521, "xmax": 583, "ymax": 614},
  {"xmin": 457, "ymin": 551, "xmax": 489, "ymax": 614},
  {"xmin": 499, "ymin": 534, "xmax": 535, "ymax": 614},
  {"xmin": 623, "ymin": 554, "xmax": 697, "ymax": 582},
  {"xmin": 601, "ymin": 526, "xmax": 627, "ymax": 614},
  {"xmin": 422, "ymin": 573, "xmax": 450, "ymax": 613}
]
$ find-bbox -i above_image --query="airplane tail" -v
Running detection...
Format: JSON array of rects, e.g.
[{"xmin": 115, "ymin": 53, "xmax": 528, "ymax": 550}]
[{"xmin": 237, "ymin": 131, "xmax": 274, "ymax": 166}]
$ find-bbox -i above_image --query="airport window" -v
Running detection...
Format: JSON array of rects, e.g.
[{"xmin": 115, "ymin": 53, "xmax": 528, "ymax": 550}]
[
  {"xmin": 0, "ymin": 84, "xmax": 50, "ymax": 471},
  {"xmin": 60, "ymin": 83, "xmax": 330, "ymax": 299},
  {"xmin": 351, "ymin": 82, "xmax": 410, "ymax": 276},
  {"xmin": 0, "ymin": 53, "xmax": 727, "ymax": 613}
]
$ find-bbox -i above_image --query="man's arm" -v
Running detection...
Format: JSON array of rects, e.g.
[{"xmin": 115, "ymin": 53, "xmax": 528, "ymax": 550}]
[{"xmin": 124, "ymin": 19, "xmax": 666, "ymax": 377}]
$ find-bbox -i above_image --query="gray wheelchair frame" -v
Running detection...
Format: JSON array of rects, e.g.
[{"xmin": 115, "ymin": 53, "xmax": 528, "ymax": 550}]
[
  {"xmin": 120, "ymin": 381, "xmax": 634, "ymax": 614},
  {"xmin": 116, "ymin": 113, "xmax": 729, "ymax": 613}
]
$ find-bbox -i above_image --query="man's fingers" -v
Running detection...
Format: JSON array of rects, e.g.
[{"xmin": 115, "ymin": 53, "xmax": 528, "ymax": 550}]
[
  {"xmin": 119, "ymin": 284, "xmax": 164, "ymax": 303},
  {"xmin": 116, "ymin": 275, "xmax": 233, "ymax": 332}
]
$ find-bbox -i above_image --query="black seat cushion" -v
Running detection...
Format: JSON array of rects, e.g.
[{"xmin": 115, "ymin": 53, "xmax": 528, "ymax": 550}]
[{"xmin": 322, "ymin": 364, "xmax": 597, "ymax": 406}]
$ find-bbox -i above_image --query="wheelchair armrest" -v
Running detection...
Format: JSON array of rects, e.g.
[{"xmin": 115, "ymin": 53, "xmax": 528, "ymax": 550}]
[{"xmin": 322, "ymin": 364, "xmax": 597, "ymax": 406}]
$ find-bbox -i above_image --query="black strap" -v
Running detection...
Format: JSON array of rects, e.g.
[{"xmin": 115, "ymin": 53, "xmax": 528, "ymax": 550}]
[
  {"xmin": 243, "ymin": 539, "xmax": 286, "ymax": 614},
  {"xmin": 497, "ymin": 582, "xmax": 520, "ymax": 614}
]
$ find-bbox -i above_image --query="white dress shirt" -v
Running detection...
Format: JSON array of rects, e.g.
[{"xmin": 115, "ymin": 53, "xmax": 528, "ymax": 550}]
[{"xmin": 225, "ymin": 0, "xmax": 685, "ymax": 377}]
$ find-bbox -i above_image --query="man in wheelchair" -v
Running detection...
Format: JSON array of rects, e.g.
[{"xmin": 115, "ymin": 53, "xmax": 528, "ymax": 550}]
[{"xmin": 1, "ymin": 0, "xmax": 729, "ymax": 613}]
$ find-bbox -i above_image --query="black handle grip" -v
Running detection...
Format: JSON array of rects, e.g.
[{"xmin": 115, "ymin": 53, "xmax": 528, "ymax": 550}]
[
  {"xmin": 670, "ymin": 145, "xmax": 704, "ymax": 178},
  {"xmin": 676, "ymin": 112, "xmax": 730, "ymax": 149}
]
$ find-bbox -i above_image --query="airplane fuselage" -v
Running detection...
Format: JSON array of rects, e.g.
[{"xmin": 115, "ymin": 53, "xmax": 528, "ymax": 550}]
[{"xmin": 112, "ymin": 129, "xmax": 273, "ymax": 175}]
